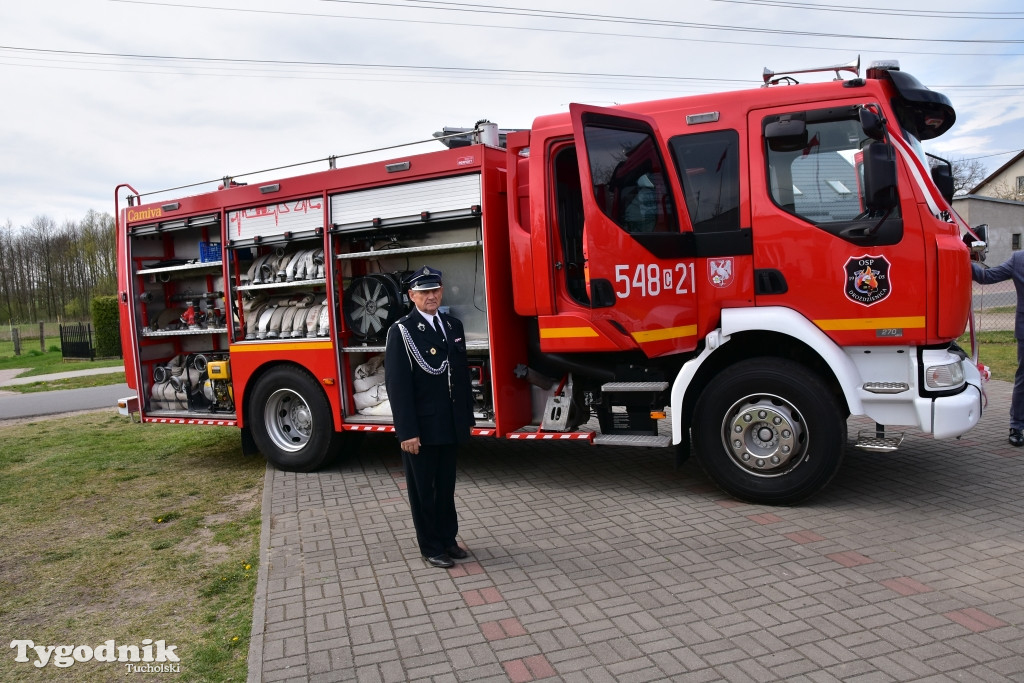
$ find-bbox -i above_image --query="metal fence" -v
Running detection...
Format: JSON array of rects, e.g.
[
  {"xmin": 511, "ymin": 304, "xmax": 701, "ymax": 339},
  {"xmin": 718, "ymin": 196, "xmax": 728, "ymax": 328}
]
[
  {"xmin": 973, "ymin": 281, "xmax": 1015, "ymax": 333},
  {"xmin": 59, "ymin": 322, "xmax": 95, "ymax": 360},
  {"xmin": 0, "ymin": 322, "xmax": 60, "ymax": 356}
]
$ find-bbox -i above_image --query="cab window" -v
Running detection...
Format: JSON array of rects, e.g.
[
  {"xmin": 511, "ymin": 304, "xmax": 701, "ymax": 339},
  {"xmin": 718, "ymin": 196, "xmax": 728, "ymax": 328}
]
[
  {"xmin": 582, "ymin": 122, "xmax": 678, "ymax": 234},
  {"xmin": 669, "ymin": 130, "xmax": 740, "ymax": 233}
]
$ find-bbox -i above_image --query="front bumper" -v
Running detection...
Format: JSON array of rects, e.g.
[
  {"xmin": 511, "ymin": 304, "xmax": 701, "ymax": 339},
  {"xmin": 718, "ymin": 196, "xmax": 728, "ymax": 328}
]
[{"xmin": 921, "ymin": 359, "xmax": 983, "ymax": 439}]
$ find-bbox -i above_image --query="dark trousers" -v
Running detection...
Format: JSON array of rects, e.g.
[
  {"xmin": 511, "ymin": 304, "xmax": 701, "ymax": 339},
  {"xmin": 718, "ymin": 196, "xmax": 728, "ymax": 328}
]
[
  {"xmin": 1013, "ymin": 342, "xmax": 1024, "ymax": 430},
  {"xmin": 402, "ymin": 444, "xmax": 458, "ymax": 557}
]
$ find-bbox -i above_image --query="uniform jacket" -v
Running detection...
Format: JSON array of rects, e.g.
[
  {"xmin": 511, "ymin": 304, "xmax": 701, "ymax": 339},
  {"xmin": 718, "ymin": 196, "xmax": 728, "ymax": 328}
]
[
  {"xmin": 384, "ymin": 308, "xmax": 475, "ymax": 445},
  {"xmin": 973, "ymin": 252, "xmax": 1024, "ymax": 340}
]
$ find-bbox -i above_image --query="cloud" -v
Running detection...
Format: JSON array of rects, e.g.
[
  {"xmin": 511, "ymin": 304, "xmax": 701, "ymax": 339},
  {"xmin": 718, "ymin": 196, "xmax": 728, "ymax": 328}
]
[{"xmin": 1, "ymin": 0, "xmax": 1022, "ymax": 227}]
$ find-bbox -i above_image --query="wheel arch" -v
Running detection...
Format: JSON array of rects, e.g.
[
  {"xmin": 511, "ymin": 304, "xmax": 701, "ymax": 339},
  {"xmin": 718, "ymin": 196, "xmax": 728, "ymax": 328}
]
[
  {"xmin": 240, "ymin": 359, "xmax": 341, "ymax": 432},
  {"xmin": 672, "ymin": 307, "xmax": 859, "ymax": 444}
]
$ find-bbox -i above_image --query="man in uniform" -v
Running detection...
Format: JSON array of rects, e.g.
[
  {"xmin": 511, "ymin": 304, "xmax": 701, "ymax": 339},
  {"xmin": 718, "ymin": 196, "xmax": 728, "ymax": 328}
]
[{"xmin": 385, "ymin": 266, "xmax": 476, "ymax": 568}]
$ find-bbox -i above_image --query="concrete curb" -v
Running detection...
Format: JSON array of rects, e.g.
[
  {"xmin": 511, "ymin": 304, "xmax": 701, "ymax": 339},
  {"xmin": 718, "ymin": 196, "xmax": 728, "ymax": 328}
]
[
  {"xmin": 0, "ymin": 365, "xmax": 125, "ymax": 387},
  {"xmin": 246, "ymin": 463, "xmax": 274, "ymax": 683}
]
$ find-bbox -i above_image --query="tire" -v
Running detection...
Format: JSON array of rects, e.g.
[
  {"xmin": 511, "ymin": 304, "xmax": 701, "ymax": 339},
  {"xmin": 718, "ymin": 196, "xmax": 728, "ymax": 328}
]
[
  {"xmin": 250, "ymin": 366, "xmax": 338, "ymax": 472},
  {"xmin": 691, "ymin": 358, "xmax": 845, "ymax": 505}
]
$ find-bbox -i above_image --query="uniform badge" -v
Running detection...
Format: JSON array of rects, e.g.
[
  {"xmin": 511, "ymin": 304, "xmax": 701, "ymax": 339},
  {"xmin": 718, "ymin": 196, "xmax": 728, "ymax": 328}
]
[
  {"xmin": 430, "ymin": 348, "xmax": 437, "ymax": 355},
  {"xmin": 844, "ymin": 255, "xmax": 891, "ymax": 306},
  {"xmin": 417, "ymin": 322, "xmax": 426, "ymax": 331}
]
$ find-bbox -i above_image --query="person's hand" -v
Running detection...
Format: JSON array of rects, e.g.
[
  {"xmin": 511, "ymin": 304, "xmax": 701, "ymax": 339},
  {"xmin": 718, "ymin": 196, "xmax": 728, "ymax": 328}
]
[{"xmin": 401, "ymin": 437, "xmax": 421, "ymax": 455}]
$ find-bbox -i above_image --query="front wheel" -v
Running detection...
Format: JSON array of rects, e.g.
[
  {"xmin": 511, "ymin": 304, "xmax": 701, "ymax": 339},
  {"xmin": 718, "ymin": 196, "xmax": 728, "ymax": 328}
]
[
  {"xmin": 692, "ymin": 358, "xmax": 846, "ymax": 505},
  {"xmin": 249, "ymin": 366, "xmax": 338, "ymax": 472}
]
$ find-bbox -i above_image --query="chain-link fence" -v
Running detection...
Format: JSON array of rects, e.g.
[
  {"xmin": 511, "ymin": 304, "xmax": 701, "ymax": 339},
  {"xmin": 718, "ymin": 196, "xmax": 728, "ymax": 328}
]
[{"xmin": 973, "ymin": 281, "xmax": 1015, "ymax": 333}]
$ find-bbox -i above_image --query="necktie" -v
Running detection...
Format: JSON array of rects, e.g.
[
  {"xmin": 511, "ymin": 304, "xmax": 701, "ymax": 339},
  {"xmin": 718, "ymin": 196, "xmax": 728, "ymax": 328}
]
[{"xmin": 433, "ymin": 315, "xmax": 444, "ymax": 341}]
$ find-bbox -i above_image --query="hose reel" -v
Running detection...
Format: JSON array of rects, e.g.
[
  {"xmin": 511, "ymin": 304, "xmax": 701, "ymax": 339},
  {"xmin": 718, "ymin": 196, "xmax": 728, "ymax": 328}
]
[{"xmin": 343, "ymin": 273, "xmax": 407, "ymax": 342}]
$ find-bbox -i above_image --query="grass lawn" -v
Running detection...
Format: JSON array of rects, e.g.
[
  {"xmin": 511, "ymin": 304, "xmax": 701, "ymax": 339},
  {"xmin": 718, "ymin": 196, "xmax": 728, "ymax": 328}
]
[
  {"xmin": 962, "ymin": 330, "xmax": 1016, "ymax": 382},
  {"xmin": 0, "ymin": 343, "xmax": 125, "ymax": 393},
  {"xmin": 0, "ymin": 341, "xmax": 123, "ymax": 377},
  {"xmin": 0, "ymin": 412, "xmax": 263, "ymax": 682},
  {"xmin": 3, "ymin": 373, "xmax": 128, "ymax": 393}
]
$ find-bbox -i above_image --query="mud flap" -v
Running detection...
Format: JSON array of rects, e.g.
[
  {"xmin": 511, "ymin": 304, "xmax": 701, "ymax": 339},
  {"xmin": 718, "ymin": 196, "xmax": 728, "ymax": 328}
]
[{"xmin": 240, "ymin": 426, "xmax": 259, "ymax": 457}]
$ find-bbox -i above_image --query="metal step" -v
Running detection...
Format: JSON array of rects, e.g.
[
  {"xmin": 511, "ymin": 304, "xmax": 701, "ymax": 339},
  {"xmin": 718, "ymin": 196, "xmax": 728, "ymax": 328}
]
[
  {"xmin": 862, "ymin": 381, "xmax": 910, "ymax": 394},
  {"xmin": 600, "ymin": 381, "xmax": 669, "ymax": 393},
  {"xmin": 593, "ymin": 434, "xmax": 672, "ymax": 447},
  {"xmin": 854, "ymin": 429, "xmax": 905, "ymax": 452}
]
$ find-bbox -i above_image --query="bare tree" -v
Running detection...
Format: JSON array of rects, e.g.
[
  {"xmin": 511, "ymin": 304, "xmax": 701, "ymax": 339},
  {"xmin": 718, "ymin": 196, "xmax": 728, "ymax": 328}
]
[
  {"xmin": 949, "ymin": 157, "xmax": 988, "ymax": 196},
  {"xmin": 0, "ymin": 210, "xmax": 117, "ymax": 323},
  {"xmin": 985, "ymin": 179, "xmax": 1024, "ymax": 202}
]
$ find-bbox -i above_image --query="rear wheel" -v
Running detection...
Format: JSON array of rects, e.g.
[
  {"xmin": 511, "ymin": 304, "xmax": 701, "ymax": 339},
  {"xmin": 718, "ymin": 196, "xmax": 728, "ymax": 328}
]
[
  {"xmin": 250, "ymin": 366, "xmax": 337, "ymax": 472},
  {"xmin": 692, "ymin": 358, "xmax": 845, "ymax": 504}
]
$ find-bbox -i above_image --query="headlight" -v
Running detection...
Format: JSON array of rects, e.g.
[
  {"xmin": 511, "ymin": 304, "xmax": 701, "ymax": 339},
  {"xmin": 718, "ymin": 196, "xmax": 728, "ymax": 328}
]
[{"xmin": 924, "ymin": 361, "xmax": 965, "ymax": 389}]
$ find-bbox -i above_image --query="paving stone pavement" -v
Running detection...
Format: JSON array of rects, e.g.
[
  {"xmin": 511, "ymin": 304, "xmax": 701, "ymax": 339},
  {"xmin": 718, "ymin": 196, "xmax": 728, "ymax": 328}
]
[{"xmin": 248, "ymin": 379, "xmax": 1024, "ymax": 682}]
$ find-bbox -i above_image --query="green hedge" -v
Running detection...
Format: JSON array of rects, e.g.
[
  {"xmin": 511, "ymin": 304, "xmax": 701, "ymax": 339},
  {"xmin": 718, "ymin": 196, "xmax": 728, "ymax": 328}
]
[{"xmin": 90, "ymin": 296, "xmax": 122, "ymax": 358}]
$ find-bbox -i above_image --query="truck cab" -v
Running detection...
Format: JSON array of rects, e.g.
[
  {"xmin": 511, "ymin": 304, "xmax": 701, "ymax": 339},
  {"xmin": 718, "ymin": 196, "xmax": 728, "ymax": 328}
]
[{"xmin": 507, "ymin": 59, "xmax": 981, "ymax": 503}]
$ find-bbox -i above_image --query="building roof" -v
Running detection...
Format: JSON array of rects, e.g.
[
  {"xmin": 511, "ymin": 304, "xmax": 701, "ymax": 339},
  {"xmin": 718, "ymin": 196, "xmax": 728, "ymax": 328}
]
[{"xmin": 970, "ymin": 149, "xmax": 1024, "ymax": 195}]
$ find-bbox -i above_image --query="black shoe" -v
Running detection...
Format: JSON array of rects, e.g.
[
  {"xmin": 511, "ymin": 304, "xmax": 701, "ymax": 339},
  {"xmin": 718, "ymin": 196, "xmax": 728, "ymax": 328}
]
[
  {"xmin": 446, "ymin": 545, "xmax": 469, "ymax": 560},
  {"xmin": 424, "ymin": 554, "xmax": 454, "ymax": 568},
  {"xmin": 1010, "ymin": 429, "xmax": 1023, "ymax": 447}
]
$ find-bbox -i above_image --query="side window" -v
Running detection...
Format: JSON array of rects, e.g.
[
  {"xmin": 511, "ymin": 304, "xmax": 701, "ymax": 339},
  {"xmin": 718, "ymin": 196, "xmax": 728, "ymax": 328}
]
[
  {"xmin": 764, "ymin": 108, "xmax": 899, "ymax": 225},
  {"xmin": 669, "ymin": 130, "xmax": 740, "ymax": 232},
  {"xmin": 551, "ymin": 145, "xmax": 589, "ymax": 305},
  {"xmin": 582, "ymin": 122, "xmax": 678, "ymax": 234}
]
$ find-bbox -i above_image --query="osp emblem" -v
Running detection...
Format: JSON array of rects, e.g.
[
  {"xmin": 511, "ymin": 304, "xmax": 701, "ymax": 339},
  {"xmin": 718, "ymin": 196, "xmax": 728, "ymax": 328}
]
[{"xmin": 844, "ymin": 255, "xmax": 891, "ymax": 306}]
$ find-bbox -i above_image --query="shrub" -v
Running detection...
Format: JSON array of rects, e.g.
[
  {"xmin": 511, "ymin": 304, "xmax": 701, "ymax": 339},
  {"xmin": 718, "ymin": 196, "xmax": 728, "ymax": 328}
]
[{"xmin": 90, "ymin": 296, "xmax": 122, "ymax": 358}]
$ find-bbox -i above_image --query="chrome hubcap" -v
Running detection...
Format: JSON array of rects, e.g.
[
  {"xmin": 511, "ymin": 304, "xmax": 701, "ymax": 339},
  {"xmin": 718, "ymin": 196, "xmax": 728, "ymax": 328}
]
[
  {"xmin": 722, "ymin": 394, "xmax": 806, "ymax": 476},
  {"xmin": 264, "ymin": 388, "xmax": 313, "ymax": 452}
]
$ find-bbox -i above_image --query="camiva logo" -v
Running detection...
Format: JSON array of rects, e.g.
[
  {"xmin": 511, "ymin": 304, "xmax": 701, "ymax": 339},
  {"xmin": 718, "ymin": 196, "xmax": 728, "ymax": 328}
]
[
  {"xmin": 126, "ymin": 207, "xmax": 162, "ymax": 222},
  {"xmin": 10, "ymin": 639, "xmax": 180, "ymax": 669}
]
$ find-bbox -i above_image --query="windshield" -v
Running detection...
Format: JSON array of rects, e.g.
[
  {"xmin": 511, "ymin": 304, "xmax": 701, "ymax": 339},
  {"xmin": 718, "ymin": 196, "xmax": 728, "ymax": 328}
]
[{"xmin": 898, "ymin": 124, "xmax": 928, "ymax": 168}]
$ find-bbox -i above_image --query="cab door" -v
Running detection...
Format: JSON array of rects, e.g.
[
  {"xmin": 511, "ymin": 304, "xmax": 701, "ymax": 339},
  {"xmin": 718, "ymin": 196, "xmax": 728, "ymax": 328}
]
[
  {"xmin": 747, "ymin": 102, "xmax": 927, "ymax": 348},
  {"xmin": 568, "ymin": 104, "xmax": 699, "ymax": 357}
]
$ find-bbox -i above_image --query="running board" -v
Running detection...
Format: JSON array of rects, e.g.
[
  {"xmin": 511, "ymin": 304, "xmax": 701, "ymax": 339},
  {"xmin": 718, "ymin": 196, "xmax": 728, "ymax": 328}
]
[
  {"xmin": 593, "ymin": 434, "xmax": 672, "ymax": 447},
  {"xmin": 854, "ymin": 429, "xmax": 904, "ymax": 452},
  {"xmin": 601, "ymin": 381, "xmax": 670, "ymax": 392}
]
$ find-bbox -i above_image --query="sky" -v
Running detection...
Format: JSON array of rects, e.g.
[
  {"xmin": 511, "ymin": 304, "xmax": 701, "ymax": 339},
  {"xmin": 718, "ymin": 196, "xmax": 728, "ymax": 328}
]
[{"xmin": 1, "ymin": 0, "xmax": 1023, "ymax": 230}]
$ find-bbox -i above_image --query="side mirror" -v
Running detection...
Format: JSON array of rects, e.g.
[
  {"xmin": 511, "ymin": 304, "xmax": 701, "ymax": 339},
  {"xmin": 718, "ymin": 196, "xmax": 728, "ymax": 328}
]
[
  {"xmin": 765, "ymin": 117, "xmax": 808, "ymax": 152},
  {"xmin": 974, "ymin": 223, "xmax": 988, "ymax": 244},
  {"xmin": 931, "ymin": 164, "xmax": 955, "ymax": 203},
  {"xmin": 862, "ymin": 141, "xmax": 899, "ymax": 212},
  {"xmin": 964, "ymin": 223, "xmax": 988, "ymax": 262},
  {"xmin": 859, "ymin": 108, "xmax": 886, "ymax": 142}
]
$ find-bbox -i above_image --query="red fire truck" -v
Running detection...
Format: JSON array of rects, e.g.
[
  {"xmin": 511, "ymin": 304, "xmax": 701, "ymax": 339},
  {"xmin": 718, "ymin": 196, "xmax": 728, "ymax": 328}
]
[{"xmin": 116, "ymin": 58, "xmax": 983, "ymax": 504}]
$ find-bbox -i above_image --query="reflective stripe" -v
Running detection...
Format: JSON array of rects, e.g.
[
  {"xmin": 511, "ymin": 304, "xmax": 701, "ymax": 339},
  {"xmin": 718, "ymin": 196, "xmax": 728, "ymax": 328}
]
[
  {"xmin": 815, "ymin": 316, "xmax": 925, "ymax": 331},
  {"xmin": 232, "ymin": 341, "xmax": 334, "ymax": 352},
  {"xmin": 632, "ymin": 325, "xmax": 698, "ymax": 343},
  {"xmin": 539, "ymin": 326, "xmax": 598, "ymax": 339}
]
